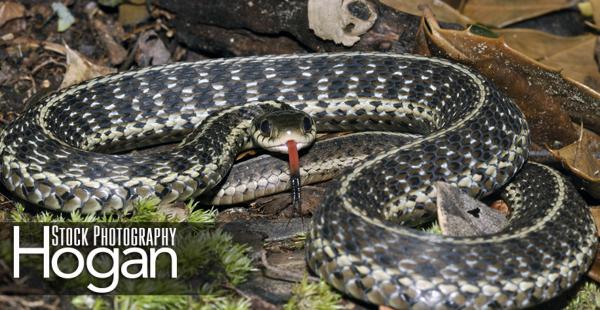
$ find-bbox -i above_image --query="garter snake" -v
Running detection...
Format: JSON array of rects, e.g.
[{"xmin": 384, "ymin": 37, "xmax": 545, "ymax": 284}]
[{"xmin": 0, "ymin": 53, "xmax": 596, "ymax": 308}]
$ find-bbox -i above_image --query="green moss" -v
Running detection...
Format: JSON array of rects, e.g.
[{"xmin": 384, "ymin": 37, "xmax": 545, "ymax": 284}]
[
  {"xmin": 566, "ymin": 281, "xmax": 600, "ymax": 310},
  {"xmin": 197, "ymin": 295, "xmax": 251, "ymax": 310},
  {"xmin": 113, "ymin": 295, "xmax": 190, "ymax": 310},
  {"xmin": 71, "ymin": 295, "xmax": 111, "ymax": 310},
  {"xmin": 8, "ymin": 199, "xmax": 217, "ymax": 224},
  {"xmin": 186, "ymin": 201, "xmax": 218, "ymax": 223},
  {"xmin": 177, "ymin": 229, "xmax": 252, "ymax": 287},
  {"xmin": 127, "ymin": 198, "xmax": 171, "ymax": 222},
  {"xmin": 284, "ymin": 276, "xmax": 343, "ymax": 310},
  {"xmin": 9, "ymin": 203, "xmax": 29, "ymax": 222},
  {"xmin": 423, "ymin": 220, "xmax": 442, "ymax": 235},
  {"xmin": 72, "ymin": 293, "xmax": 250, "ymax": 310}
]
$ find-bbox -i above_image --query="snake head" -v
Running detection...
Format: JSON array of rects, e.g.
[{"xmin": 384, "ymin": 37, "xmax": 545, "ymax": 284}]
[{"xmin": 251, "ymin": 109, "xmax": 316, "ymax": 154}]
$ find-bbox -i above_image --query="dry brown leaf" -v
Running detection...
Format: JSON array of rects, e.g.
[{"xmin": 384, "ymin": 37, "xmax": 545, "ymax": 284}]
[
  {"xmin": 84, "ymin": 3, "xmax": 126, "ymax": 65},
  {"xmin": 381, "ymin": 0, "xmax": 473, "ymax": 25},
  {"xmin": 548, "ymin": 127, "xmax": 600, "ymax": 198},
  {"xmin": 541, "ymin": 37, "xmax": 600, "ymax": 91},
  {"xmin": 134, "ymin": 30, "xmax": 170, "ymax": 67},
  {"xmin": 498, "ymin": 29, "xmax": 595, "ymax": 61},
  {"xmin": 8, "ymin": 37, "xmax": 64, "ymax": 52},
  {"xmin": 60, "ymin": 45, "xmax": 115, "ymax": 89},
  {"xmin": 5, "ymin": 37, "xmax": 69, "ymax": 61},
  {"xmin": 461, "ymin": 0, "xmax": 578, "ymax": 28},
  {"xmin": 415, "ymin": 8, "xmax": 600, "ymax": 146},
  {"xmin": 118, "ymin": 3, "xmax": 149, "ymax": 26},
  {"xmin": 591, "ymin": 0, "xmax": 600, "ymax": 28},
  {"xmin": 497, "ymin": 29, "xmax": 600, "ymax": 91},
  {"xmin": 0, "ymin": 1, "xmax": 25, "ymax": 27},
  {"xmin": 91, "ymin": 18, "xmax": 127, "ymax": 65}
]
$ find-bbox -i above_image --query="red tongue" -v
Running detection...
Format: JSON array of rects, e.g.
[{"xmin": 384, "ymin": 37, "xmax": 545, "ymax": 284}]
[
  {"xmin": 287, "ymin": 140, "xmax": 302, "ymax": 212},
  {"xmin": 286, "ymin": 140, "xmax": 299, "ymax": 176}
]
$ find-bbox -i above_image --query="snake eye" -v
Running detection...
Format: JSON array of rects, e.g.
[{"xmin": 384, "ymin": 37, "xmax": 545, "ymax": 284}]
[
  {"xmin": 302, "ymin": 117, "xmax": 312, "ymax": 133},
  {"xmin": 260, "ymin": 120, "xmax": 271, "ymax": 136}
]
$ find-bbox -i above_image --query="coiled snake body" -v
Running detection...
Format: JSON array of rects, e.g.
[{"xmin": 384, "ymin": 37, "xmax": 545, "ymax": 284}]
[{"xmin": 0, "ymin": 53, "xmax": 596, "ymax": 308}]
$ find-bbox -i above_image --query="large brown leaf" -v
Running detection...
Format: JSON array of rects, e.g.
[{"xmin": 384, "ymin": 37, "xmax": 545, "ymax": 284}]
[
  {"xmin": 381, "ymin": 0, "xmax": 473, "ymax": 25},
  {"xmin": 415, "ymin": 8, "xmax": 600, "ymax": 146},
  {"xmin": 498, "ymin": 29, "xmax": 600, "ymax": 91},
  {"xmin": 461, "ymin": 0, "xmax": 579, "ymax": 27},
  {"xmin": 381, "ymin": 0, "xmax": 578, "ymax": 28},
  {"xmin": 60, "ymin": 45, "xmax": 115, "ymax": 89}
]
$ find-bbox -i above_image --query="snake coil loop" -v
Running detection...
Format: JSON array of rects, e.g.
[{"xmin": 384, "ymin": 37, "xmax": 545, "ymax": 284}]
[{"xmin": 0, "ymin": 53, "xmax": 595, "ymax": 308}]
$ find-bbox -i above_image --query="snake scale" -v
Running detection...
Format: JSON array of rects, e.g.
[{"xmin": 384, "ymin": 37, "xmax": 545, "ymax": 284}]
[{"xmin": 0, "ymin": 53, "xmax": 596, "ymax": 309}]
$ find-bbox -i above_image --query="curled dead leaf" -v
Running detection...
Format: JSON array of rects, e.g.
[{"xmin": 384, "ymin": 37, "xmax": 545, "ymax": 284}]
[
  {"xmin": 134, "ymin": 30, "xmax": 170, "ymax": 67},
  {"xmin": 60, "ymin": 45, "xmax": 115, "ymax": 89},
  {"xmin": 0, "ymin": 1, "xmax": 25, "ymax": 27},
  {"xmin": 416, "ymin": 8, "xmax": 600, "ymax": 147},
  {"xmin": 89, "ymin": 16, "xmax": 127, "ymax": 65},
  {"xmin": 548, "ymin": 127, "xmax": 600, "ymax": 198},
  {"xmin": 6, "ymin": 37, "xmax": 66, "ymax": 56}
]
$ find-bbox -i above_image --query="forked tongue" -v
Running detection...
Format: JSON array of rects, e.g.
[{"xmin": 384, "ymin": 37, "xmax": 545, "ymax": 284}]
[{"xmin": 286, "ymin": 140, "xmax": 301, "ymax": 212}]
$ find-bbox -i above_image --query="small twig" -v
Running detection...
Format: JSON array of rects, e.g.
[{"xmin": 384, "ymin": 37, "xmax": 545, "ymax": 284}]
[
  {"xmin": 223, "ymin": 283, "xmax": 280, "ymax": 310},
  {"xmin": 0, "ymin": 295, "xmax": 59, "ymax": 310},
  {"xmin": 22, "ymin": 296, "xmax": 60, "ymax": 310},
  {"xmin": 0, "ymin": 285, "xmax": 45, "ymax": 294},
  {"xmin": 574, "ymin": 121, "xmax": 584, "ymax": 166},
  {"xmin": 16, "ymin": 75, "xmax": 37, "ymax": 101},
  {"xmin": 259, "ymin": 249, "xmax": 319, "ymax": 283},
  {"xmin": 125, "ymin": 23, "xmax": 156, "ymax": 40},
  {"xmin": 31, "ymin": 59, "xmax": 66, "ymax": 75}
]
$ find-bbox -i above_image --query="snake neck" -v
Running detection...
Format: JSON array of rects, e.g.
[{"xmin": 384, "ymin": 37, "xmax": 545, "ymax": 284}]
[{"xmin": 179, "ymin": 101, "xmax": 292, "ymax": 165}]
